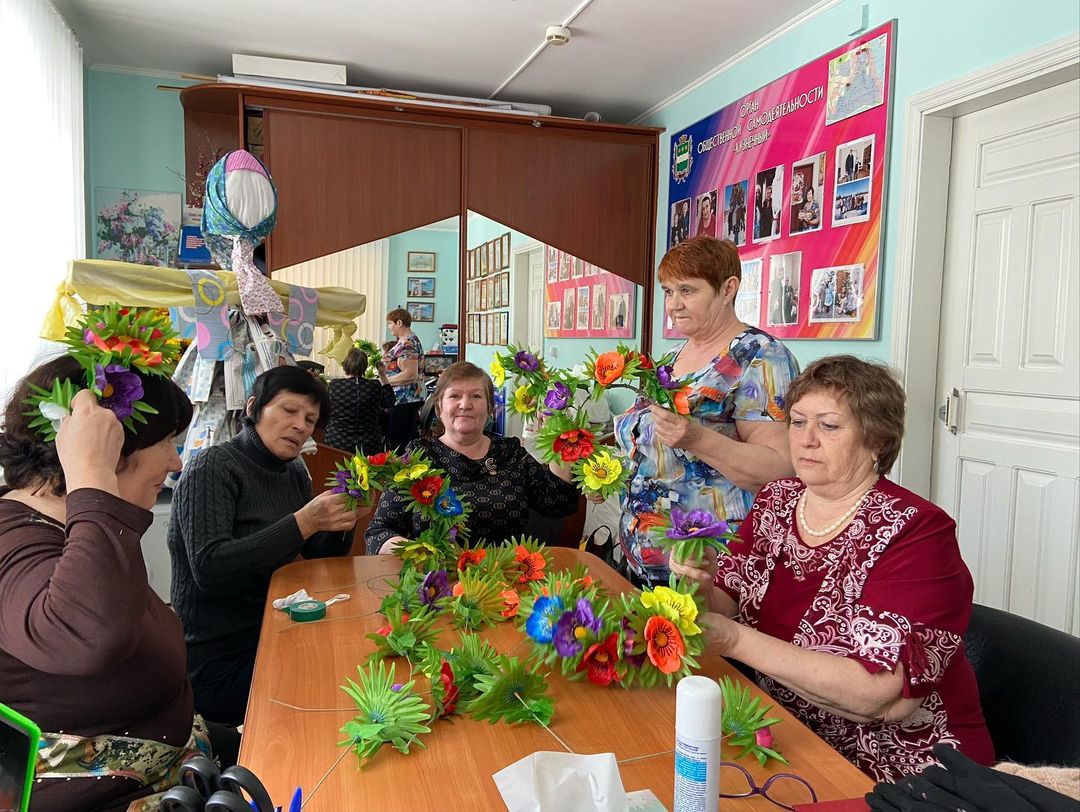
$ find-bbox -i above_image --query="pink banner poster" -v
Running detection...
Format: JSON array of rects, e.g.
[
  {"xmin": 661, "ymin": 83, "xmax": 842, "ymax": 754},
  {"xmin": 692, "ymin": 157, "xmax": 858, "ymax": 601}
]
[
  {"xmin": 545, "ymin": 249, "xmax": 635, "ymax": 339},
  {"xmin": 665, "ymin": 21, "xmax": 894, "ymax": 340}
]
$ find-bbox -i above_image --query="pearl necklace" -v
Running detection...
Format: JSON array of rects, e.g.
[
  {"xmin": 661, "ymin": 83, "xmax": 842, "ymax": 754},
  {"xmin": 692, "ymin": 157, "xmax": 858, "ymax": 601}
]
[{"xmin": 798, "ymin": 486, "xmax": 873, "ymax": 538}]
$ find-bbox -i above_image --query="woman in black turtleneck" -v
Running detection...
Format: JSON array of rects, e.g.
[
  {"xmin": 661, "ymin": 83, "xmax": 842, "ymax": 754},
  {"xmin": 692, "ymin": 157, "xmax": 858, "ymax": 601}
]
[{"xmin": 168, "ymin": 367, "xmax": 361, "ymax": 726}]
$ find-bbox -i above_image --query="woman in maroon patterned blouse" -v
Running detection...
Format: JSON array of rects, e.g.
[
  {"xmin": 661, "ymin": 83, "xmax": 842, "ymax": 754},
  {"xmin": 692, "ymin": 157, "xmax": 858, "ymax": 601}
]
[{"xmin": 672, "ymin": 355, "xmax": 993, "ymax": 782}]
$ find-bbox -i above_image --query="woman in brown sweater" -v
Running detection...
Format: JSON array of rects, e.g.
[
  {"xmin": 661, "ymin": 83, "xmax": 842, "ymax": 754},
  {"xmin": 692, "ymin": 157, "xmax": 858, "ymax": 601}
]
[{"xmin": 0, "ymin": 355, "xmax": 233, "ymax": 811}]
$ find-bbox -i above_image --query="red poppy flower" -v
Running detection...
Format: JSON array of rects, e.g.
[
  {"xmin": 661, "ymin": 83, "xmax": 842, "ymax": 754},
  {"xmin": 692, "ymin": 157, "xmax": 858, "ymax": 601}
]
[
  {"xmin": 439, "ymin": 660, "xmax": 459, "ymax": 717},
  {"xmin": 411, "ymin": 475, "xmax": 444, "ymax": 505},
  {"xmin": 673, "ymin": 387, "xmax": 692, "ymax": 415},
  {"xmin": 594, "ymin": 351, "xmax": 626, "ymax": 385},
  {"xmin": 515, "ymin": 545, "xmax": 546, "ymax": 583},
  {"xmin": 452, "ymin": 582, "xmax": 464, "ymax": 597},
  {"xmin": 552, "ymin": 428, "xmax": 596, "ymax": 463},
  {"xmin": 577, "ymin": 632, "xmax": 621, "ymax": 686},
  {"xmin": 376, "ymin": 612, "xmax": 409, "ymax": 636},
  {"xmin": 634, "ymin": 351, "xmax": 654, "ymax": 370},
  {"xmin": 500, "ymin": 588, "xmax": 520, "ymax": 619},
  {"xmin": 367, "ymin": 452, "xmax": 389, "ymax": 466},
  {"xmin": 457, "ymin": 548, "xmax": 487, "ymax": 570},
  {"xmin": 645, "ymin": 616, "xmax": 685, "ymax": 674}
]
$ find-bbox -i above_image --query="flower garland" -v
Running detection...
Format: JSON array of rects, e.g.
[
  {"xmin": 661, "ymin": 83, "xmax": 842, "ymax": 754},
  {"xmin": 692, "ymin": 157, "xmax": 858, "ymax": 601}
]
[
  {"xmin": 25, "ymin": 304, "xmax": 181, "ymax": 439},
  {"xmin": 353, "ymin": 338, "xmax": 383, "ymax": 379}
]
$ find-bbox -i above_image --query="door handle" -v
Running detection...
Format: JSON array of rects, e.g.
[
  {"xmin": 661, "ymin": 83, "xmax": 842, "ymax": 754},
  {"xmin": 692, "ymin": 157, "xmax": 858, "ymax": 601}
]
[{"xmin": 937, "ymin": 388, "xmax": 960, "ymax": 435}]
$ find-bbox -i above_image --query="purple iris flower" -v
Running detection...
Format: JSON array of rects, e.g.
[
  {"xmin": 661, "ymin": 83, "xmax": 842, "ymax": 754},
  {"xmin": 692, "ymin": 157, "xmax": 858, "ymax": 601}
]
[
  {"xmin": 94, "ymin": 364, "xmax": 143, "ymax": 420},
  {"xmin": 656, "ymin": 365, "xmax": 679, "ymax": 390},
  {"xmin": 667, "ymin": 507, "xmax": 729, "ymax": 540},
  {"xmin": 514, "ymin": 351, "xmax": 540, "ymax": 373},
  {"xmin": 391, "ymin": 683, "xmax": 404, "ymax": 692},
  {"xmin": 418, "ymin": 570, "xmax": 451, "ymax": 608},
  {"xmin": 544, "ymin": 381, "xmax": 571, "ymax": 411},
  {"xmin": 552, "ymin": 598, "xmax": 601, "ymax": 658},
  {"xmin": 331, "ymin": 470, "xmax": 350, "ymax": 494}
]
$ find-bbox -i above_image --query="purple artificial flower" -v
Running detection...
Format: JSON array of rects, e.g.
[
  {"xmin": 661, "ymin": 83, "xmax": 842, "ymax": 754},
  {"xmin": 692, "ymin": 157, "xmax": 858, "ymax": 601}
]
[
  {"xmin": 544, "ymin": 381, "xmax": 571, "ymax": 411},
  {"xmin": 620, "ymin": 616, "xmax": 648, "ymax": 668},
  {"xmin": 553, "ymin": 598, "xmax": 601, "ymax": 658},
  {"xmin": 514, "ymin": 350, "xmax": 540, "ymax": 373},
  {"xmin": 391, "ymin": 683, "xmax": 404, "ymax": 693},
  {"xmin": 418, "ymin": 569, "xmax": 451, "ymax": 608},
  {"xmin": 94, "ymin": 364, "xmax": 143, "ymax": 421},
  {"xmin": 331, "ymin": 470, "xmax": 350, "ymax": 494},
  {"xmin": 656, "ymin": 365, "xmax": 679, "ymax": 390},
  {"xmin": 667, "ymin": 507, "xmax": 729, "ymax": 540}
]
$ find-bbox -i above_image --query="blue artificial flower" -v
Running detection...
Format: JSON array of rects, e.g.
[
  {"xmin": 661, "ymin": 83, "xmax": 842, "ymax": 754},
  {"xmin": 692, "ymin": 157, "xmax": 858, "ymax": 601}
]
[
  {"xmin": 435, "ymin": 490, "xmax": 464, "ymax": 517},
  {"xmin": 525, "ymin": 596, "xmax": 565, "ymax": 644}
]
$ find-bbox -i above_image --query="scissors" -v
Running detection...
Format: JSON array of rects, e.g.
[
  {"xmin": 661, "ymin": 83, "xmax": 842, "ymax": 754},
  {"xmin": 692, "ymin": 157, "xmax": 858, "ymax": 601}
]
[{"xmin": 158, "ymin": 755, "xmax": 278, "ymax": 812}]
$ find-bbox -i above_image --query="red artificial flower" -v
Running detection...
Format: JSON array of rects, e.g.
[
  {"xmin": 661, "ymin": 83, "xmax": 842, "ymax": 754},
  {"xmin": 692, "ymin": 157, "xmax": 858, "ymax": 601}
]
[
  {"xmin": 457, "ymin": 548, "xmax": 487, "ymax": 570},
  {"xmin": 515, "ymin": 545, "xmax": 546, "ymax": 583},
  {"xmin": 634, "ymin": 351, "xmax": 654, "ymax": 370},
  {"xmin": 411, "ymin": 475, "xmax": 444, "ymax": 505},
  {"xmin": 552, "ymin": 428, "xmax": 596, "ymax": 463},
  {"xmin": 576, "ymin": 574, "xmax": 594, "ymax": 589},
  {"xmin": 500, "ymin": 588, "xmax": 520, "ymax": 619},
  {"xmin": 673, "ymin": 386, "xmax": 692, "ymax": 415},
  {"xmin": 577, "ymin": 632, "xmax": 620, "ymax": 686},
  {"xmin": 439, "ymin": 660, "xmax": 459, "ymax": 717},
  {"xmin": 367, "ymin": 452, "xmax": 389, "ymax": 466},
  {"xmin": 376, "ymin": 612, "xmax": 409, "ymax": 636},
  {"xmin": 594, "ymin": 352, "xmax": 626, "ymax": 386},
  {"xmin": 755, "ymin": 727, "xmax": 774, "ymax": 749},
  {"xmin": 644, "ymin": 616, "xmax": 685, "ymax": 674},
  {"xmin": 634, "ymin": 512, "xmax": 666, "ymax": 534},
  {"xmin": 452, "ymin": 582, "xmax": 464, "ymax": 597}
]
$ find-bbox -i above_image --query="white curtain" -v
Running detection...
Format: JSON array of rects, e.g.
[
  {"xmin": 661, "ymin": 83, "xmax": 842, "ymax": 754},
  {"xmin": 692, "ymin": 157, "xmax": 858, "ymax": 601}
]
[
  {"xmin": 0, "ymin": 0, "xmax": 83, "ymax": 399},
  {"xmin": 273, "ymin": 239, "xmax": 389, "ymax": 376}
]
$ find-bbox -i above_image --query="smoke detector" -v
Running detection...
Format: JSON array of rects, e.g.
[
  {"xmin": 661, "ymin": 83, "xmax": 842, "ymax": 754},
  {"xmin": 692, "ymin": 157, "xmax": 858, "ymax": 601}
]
[{"xmin": 545, "ymin": 25, "xmax": 571, "ymax": 46}]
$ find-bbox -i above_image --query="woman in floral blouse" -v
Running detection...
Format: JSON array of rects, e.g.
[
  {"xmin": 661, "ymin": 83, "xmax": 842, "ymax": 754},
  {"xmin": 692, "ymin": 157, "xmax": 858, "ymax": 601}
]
[
  {"xmin": 383, "ymin": 307, "xmax": 426, "ymax": 451},
  {"xmin": 673, "ymin": 356, "xmax": 993, "ymax": 782}
]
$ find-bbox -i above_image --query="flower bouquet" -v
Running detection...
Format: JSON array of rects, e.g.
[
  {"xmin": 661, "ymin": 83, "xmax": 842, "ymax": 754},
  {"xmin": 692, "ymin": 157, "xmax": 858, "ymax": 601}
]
[
  {"xmin": 25, "ymin": 304, "xmax": 181, "ymax": 440},
  {"xmin": 617, "ymin": 576, "xmax": 707, "ymax": 688}
]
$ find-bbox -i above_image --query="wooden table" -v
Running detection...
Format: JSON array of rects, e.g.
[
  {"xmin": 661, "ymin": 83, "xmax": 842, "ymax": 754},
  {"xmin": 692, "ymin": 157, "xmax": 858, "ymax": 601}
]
[{"xmin": 240, "ymin": 549, "xmax": 873, "ymax": 810}]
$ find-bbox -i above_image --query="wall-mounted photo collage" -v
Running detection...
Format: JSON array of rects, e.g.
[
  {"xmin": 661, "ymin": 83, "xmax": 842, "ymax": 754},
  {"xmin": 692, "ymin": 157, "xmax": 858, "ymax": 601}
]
[{"xmin": 465, "ymin": 232, "xmax": 512, "ymax": 345}]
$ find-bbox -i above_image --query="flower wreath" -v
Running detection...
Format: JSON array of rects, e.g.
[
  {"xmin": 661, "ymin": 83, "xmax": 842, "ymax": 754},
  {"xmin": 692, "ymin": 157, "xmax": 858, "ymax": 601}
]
[{"xmin": 24, "ymin": 304, "xmax": 181, "ymax": 440}]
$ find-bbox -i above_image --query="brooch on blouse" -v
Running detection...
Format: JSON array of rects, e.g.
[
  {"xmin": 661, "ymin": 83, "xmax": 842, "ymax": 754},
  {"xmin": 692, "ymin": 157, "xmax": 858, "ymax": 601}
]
[{"xmin": 483, "ymin": 458, "xmax": 498, "ymax": 476}]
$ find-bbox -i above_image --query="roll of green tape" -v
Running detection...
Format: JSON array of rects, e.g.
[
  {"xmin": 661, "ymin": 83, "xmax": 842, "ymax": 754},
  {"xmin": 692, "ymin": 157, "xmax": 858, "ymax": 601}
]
[{"xmin": 287, "ymin": 599, "xmax": 326, "ymax": 622}]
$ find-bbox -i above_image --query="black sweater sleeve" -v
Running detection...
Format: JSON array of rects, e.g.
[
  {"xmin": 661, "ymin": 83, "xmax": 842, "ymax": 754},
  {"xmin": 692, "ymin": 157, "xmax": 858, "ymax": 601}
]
[{"xmin": 515, "ymin": 442, "xmax": 580, "ymax": 517}]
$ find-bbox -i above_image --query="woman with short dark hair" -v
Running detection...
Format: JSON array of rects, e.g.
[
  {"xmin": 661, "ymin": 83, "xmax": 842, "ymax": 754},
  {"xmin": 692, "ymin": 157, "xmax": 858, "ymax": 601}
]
[
  {"xmin": 323, "ymin": 348, "xmax": 394, "ymax": 453},
  {"xmin": 168, "ymin": 366, "xmax": 359, "ymax": 726},
  {"xmin": 673, "ymin": 355, "xmax": 993, "ymax": 781},
  {"xmin": 383, "ymin": 308, "xmax": 425, "ymax": 451}
]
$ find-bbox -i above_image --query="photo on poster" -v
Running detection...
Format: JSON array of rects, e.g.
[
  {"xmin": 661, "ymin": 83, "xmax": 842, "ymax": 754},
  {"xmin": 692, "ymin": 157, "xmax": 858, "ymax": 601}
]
[
  {"xmin": 576, "ymin": 286, "xmax": 591, "ymax": 330},
  {"xmin": 585, "ymin": 262, "xmax": 598, "ymax": 277},
  {"xmin": 559, "ymin": 251, "xmax": 572, "ymax": 281},
  {"xmin": 694, "ymin": 189, "xmax": 719, "ymax": 238},
  {"xmin": 572, "ymin": 257, "xmax": 584, "ymax": 279},
  {"xmin": 546, "ymin": 246, "xmax": 559, "ymax": 283},
  {"xmin": 836, "ymin": 134, "xmax": 874, "ymax": 185},
  {"xmin": 591, "ymin": 283, "xmax": 607, "ymax": 331},
  {"xmin": 722, "ymin": 180, "xmax": 749, "ymax": 247},
  {"xmin": 767, "ymin": 252, "xmax": 802, "ymax": 327},
  {"xmin": 833, "ymin": 176, "xmax": 871, "ymax": 226},
  {"xmin": 790, "ymin": 152, "xmax": 826, "ymax": 236},
  {"xmin": 609, "ymin": 293, "xmax": 630, "ymax": 330},
  {"xmin": 826, "ymin": 33, "xmax": 888, "ymax": 125},
  {"xmin": 562, "ymin": 287, "xmax": 576, "ymax": 331},
  {"xmin": 670, "ymin": 197, "xmax": 691, "ymax": 247},
  {"xmin": 547, "ymin": 301, "xmax": 562, "ymax": 332},
  {"xmin": 735, "ymin": 258, "xmax": 763, "ymax": 327},
  {"xmin": 810, "ymin": 264, "xmax": 864, "ymax": 323},
  {"xmin": 753, "ymin": 167, "xmax": 784, "ymax": 243}
]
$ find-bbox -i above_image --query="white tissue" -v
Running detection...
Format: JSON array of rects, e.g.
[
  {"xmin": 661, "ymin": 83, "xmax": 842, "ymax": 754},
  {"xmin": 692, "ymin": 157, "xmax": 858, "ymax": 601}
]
[
  {"xmin": 272, "ymin": 589, "xmax": 312, "ymax": 610},
  {"xmin": 493, "ymin": 751, "xmax": 628, "ymax": 812}
]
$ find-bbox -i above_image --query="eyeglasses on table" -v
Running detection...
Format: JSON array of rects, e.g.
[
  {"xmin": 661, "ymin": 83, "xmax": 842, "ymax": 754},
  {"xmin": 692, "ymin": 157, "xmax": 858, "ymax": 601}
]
[{"xmin": 718, "ymin": 760, "xmax": 818, "ymax": 810}]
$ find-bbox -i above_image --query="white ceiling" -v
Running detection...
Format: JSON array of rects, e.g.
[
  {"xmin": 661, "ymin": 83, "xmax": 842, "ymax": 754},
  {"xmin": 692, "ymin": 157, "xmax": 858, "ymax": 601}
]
[{"xmin": 53, "ymin": 0, "xmax": 828, "ymax": 123}]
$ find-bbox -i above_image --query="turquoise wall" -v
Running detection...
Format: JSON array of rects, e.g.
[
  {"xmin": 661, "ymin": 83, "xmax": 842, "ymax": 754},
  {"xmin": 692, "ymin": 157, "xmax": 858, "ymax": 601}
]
[
  {"xmin": 386, "ymin": 226, "xmax": 460, "ymax": 350},
  {"xmin": 644, "ymin": 0, "xmax": 1078, "ymax": 367},
  {"xmin": 84, "ymin": 69, "xmax": 193, "ymax": 255}
]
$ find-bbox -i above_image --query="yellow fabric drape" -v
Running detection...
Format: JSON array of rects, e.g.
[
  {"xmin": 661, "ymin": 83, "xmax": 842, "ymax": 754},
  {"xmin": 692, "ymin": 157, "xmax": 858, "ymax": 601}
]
[{"xmin": 42, "ymin": 259, "xmax": 367, "ymax": 361}]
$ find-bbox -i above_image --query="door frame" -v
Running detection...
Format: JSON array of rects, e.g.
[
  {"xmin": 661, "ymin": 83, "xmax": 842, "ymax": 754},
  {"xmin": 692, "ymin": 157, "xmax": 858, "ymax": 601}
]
[{"xmin": 890, "ymin": 34, "xmax": 1079, "ymax": 496}]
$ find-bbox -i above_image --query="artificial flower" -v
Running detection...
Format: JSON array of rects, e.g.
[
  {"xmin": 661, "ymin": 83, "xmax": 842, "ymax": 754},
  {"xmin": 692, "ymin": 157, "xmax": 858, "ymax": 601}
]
[
  {"xmin": 435, "ymin": 490, "xmax": 464, "ymax": 517},
  {"xmin": 525, "ymin": 595, "xmax": 564, "ymax": 644},
  {"xmin": 553, "ymin": 598, "xmax": 601, "ymax": 658},
  {"xmin": 593, "ymin": 351, "xmax": 625, "ymax": 385},
  {"xmin": 577, "ymin": 633, "xmax": 620, "ymax": 686},
  {"xmin": 466, "ymin": 655, "xmax": 554, "ymax": 726},
  {"xmin": 394, "ymin": 461, "xmax": 431, "ymax": 482},
  {"xmin": 367, "ymin": 452, "xmax": 389, "ymax": 466},
  {"xmin": 543, "ymin": 381, "xmax": 571, "ymax": 411},
  {"xmin": 640, "ymin": 586, "xmax": 700, "ymax": 635},
  {"xmin": 633, "ymin": 351, "xmax": 654, "ymax": 370},
  {"xmin": 515, "ymin": 545, "xmax": 546, "ymax": 583},
  {"xmin": 673, "ymin": 386, "xmax": 692, "ymax": 415},
  {"xmin": 376, "ymin": 613, "xmax": 409, "ymax": 636},
  {"xmin": 513, "ymin": 350, "xmax": 540, "ymax": 373},
  {"xmin": 93, "ymin": 364, "xmax": 143, "ymax": 420},
  {"xmin": 656, "ymin": 365, "xmax": 679, "ymax": 390},
  {"xmin": 513, "ymin": 385, "xmax": 538, "ymax": 415},
  {"xmin": 331, "ymin": 470, "xmax": 350, "ymax": 493},
  {"xmin": 756, "ymin": 727, "xmax": 774, "ymax": 749},
  {"xmin": 500, "ymin": 588, "xmax": 520, "ymax": 619},
  {"xmin": 457, "ymin": 548, "xmax": 487, "ymax": 570},
  {"xmin": 489, "ymin": 356, "xmax": 507, "ymax": 387},
  {"xmin": 570, "ymin": 363, "xmax": 588, "ymax": 380},
  {"xmin": 580, "ymin": 451, "xmax": 623, "ymax": 491},
  {"xmin": 552, "ymin": 427, "xmax": 595, "ymax": 463},
  {"xmin": 38, "ymin": 401, "xmax": 69, "ymax": 435},
  {"xmin": 452, "ymin": 582, "xmax": 464, "ymax": 597},
  {"xmin": 438, "ymin": 661, "xmax": 459, "ymax": 717},
  {"xmin": 620, "ymin": 617, "xmax": 647, "ymax": 670},
  {"xmin": 350, "ymin": 455, "xmax": 371, "ymax": 491},
  {"xmin": 418, "ymin": 570, "xmax": 451, "ymax": 608},
  {"xmin": 390, "ymin": 683, "xmax": 404, "ymax": 692},
  {"xmin": 339, "ymin": 661, "xmax": 432, "ymax": 765},
  {"xmin": 667, "ymin": 508, "xmax": 728, "ymax": 541},
  {"xmin": 644, "ymin": 615, "xmax": 685, "ymax": 674},
  {"xmin": 411, "ymin": 475, "xmax": 444, "ymax": 505}
]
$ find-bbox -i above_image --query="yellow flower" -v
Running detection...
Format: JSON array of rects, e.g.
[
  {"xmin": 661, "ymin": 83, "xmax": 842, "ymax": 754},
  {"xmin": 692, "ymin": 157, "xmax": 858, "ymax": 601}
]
[
  {"xmin": 641, "ymin": 586, "xmax": 700, "ymax": 635},
  {"xmin": 393, "ymin": 462, "xmax": 430, "ymax": 482},
  {"xmin": 513, "ymin": 384, "xmax": 537, "ymax": 415},
  {"xmin": 581, "ymin": 451, "xmax": 622, "ymax": 491},
  {"xmin": 351, "ymin": 456, "xmax": 370, "ymax": 490},
  {"xmin": 399, "ymin": 537, "xmax": 439, "ymax": 567},
  {"xmin": 489, "ymin": 356, "xmax": 506, "ymax": 387}
]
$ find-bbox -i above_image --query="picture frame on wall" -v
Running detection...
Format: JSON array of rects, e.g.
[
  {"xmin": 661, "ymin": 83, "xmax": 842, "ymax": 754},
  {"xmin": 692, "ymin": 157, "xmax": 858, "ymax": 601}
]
[
  {"xmin": 407, "ymin": 277, "xmax": 435, "ymax": 298},
  {"xmin": 407, "ymin": 302, "xmax": 435, "ymax": 322},
  {"xmin": 501, "ymin": 233, "xmax": 511, "ymax": 266},
  {"xmin": 494, "ymin": 239, "xmax": 503, "ymax": 271},
  {"xmin": 499, "ymin": 273, "xmax": 510, "ymax": 308},
  {"xmin": 407, "ymin": 251, "xmax": 436, "ymax": 273},
  {"xmin": 480, "ymin": 279, "xmax": 489, "ymax": 311},
  {"xmin": 488, "ymin": 241, "xmax": 496, "ymax": 274},
  {"xmin": 546, "ymin": 245, "xmax": 559, "ymax": 283},
  {"xmin": 479, "ymin": 246, "xmax": 488, "ymax": 276},
  {"xmin": 499, "ymin": 312, "xmax": 508, "ymax": 345},
  {"xmin": 480, "ymin": 313, "xmax": 488, "ymax": 345},
  {"xmin": 485, "ymin": 313, "xmax": 495, "ymax": 345}
]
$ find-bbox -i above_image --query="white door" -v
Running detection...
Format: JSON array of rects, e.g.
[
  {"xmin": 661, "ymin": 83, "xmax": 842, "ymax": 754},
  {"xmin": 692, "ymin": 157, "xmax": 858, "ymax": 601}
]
[
  {"xmin": 526, "ymin": 248, "xmax": 545, "ymax": 352},
  {"xmin": 507, "ymin": 246, "xmax": 545, "ymax": 441},
  {"xmin": 932, "ymin": 78, "xmax": 1080, "ymax": 634}
]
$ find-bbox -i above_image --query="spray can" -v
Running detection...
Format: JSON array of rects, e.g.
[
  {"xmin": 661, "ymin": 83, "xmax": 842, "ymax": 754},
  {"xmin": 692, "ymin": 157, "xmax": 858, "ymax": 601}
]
[{"xmin": 674, "ymin": 675, "xmax": 722, "ymax": 812}]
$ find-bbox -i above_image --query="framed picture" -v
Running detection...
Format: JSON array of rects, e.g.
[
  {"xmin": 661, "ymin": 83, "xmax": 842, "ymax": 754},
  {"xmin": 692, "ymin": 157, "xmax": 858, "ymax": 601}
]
[
  {"xmin": 479, "ymin": 313, "xmax": 488, "ymax": 345},
  {"xmin": 572, "ymin": 257, "xmax": 584, "ymax": 279},
  {"xmin": 501, "ymin": 233, "xmax": 511, "ymax": 266},
  {"xmin": 576, "ymin": 285, "xmax": 590, "ymax": 330},
  {"xmin": 546, "ymin": 246, "xmax": 559, "ymax": 283},
  {"xmin": 499, "ymin": 272, "xmax": 510, "ymax": 308},
  {"xmin": 485, "ymin": 313, "xmax": 494, "ymax": 345},
  {"xmin": 480, "ymin": 279, "xmax": 489, "ymax": 311},
  {"xmin": 494, "ymin": 239, "xmax": 503, "ymax": 271},
  {"xmin": 499, "ymin": 312, "xmax": 508, "ymax": 345},
  {"xmin": 407, "ymin": 251, "xmax": 436, "ymax": 273},
  {"xmin": 95, "ymin": 187, "xmax": 181, "ymax": 266},
  {"xmin": 407, "ymin": 276, "xmax": 435, "ymax": 298},
  {"xmin": 559, "ymin": 251, "xmax": 572, "ymax": 282},
  {"xmin": 487, "ymin": 241, "xmax": 496, "ymax": 275},
  {"xmin": 407, "ymin": 302, "xmax": 435, "ymax": 322},
  {"xmin": 469, "ymin": 250, "xmax": 476, "ymax": 279}
]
